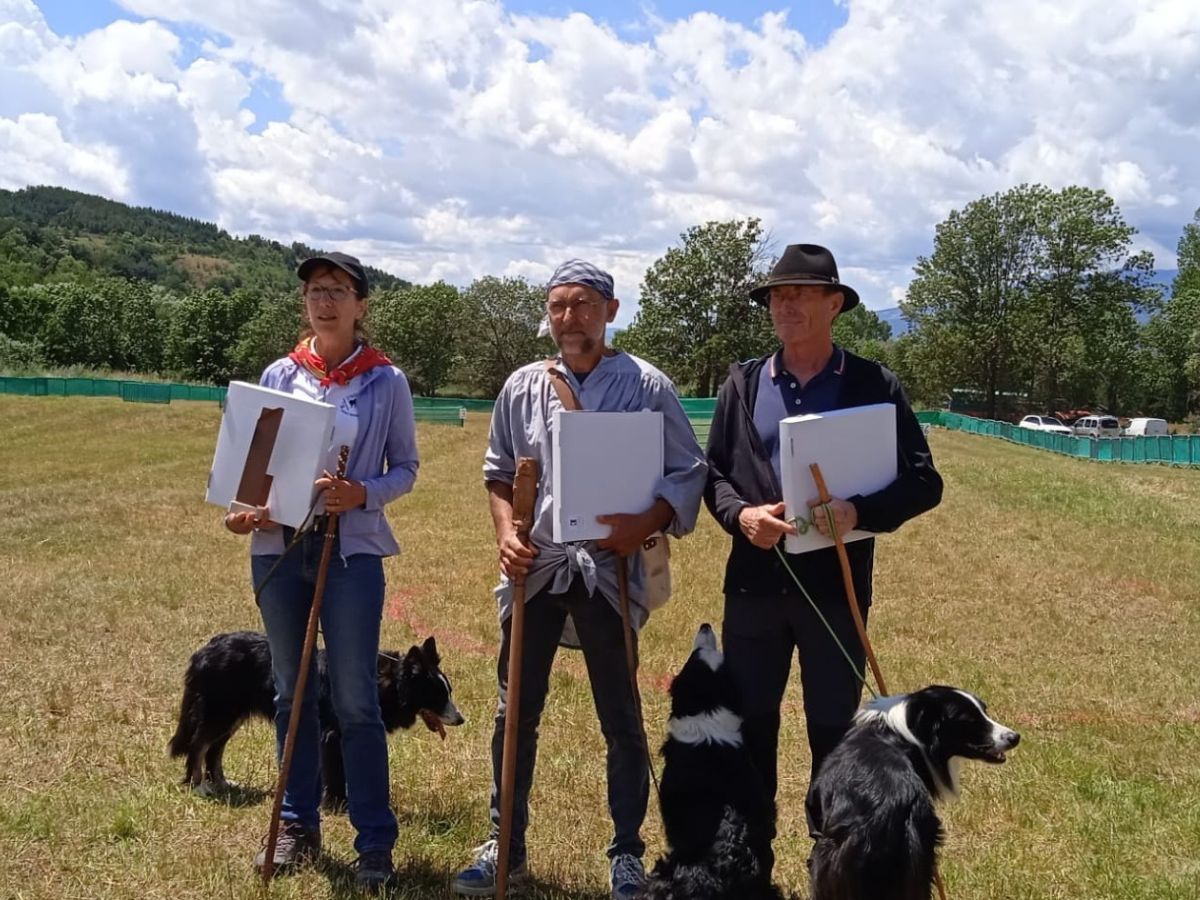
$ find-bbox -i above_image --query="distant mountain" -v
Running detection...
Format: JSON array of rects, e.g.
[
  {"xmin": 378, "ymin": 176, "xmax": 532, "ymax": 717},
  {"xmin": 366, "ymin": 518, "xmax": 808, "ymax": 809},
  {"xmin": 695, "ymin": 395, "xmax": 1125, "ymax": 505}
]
[
  {"xmin": 0, "ymin": 185, "xmax": 410, "ymax": 295},
  {"xmin": 875, "ymin": 306, "xmax": 910, "ymax": 338}
]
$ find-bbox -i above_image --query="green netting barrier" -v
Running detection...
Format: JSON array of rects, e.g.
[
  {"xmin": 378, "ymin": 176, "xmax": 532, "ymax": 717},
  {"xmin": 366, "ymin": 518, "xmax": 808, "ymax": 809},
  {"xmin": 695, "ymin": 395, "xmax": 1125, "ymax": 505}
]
[
  {"xmin": 413, "ymin": 406, "xmax": 466, "ymax": 428},
  {"xmin": 118, "ymin": 382, "xmax": 171, "ymax": 404},
  {"xmin": 679, "ymin": 398, "xmax": 717, "ymax": 416},
  {"xmin": 411, "ymin": 396, "xmax": 495, "ymax": 412},
  {"xmin": 1, "ymin": 375, "xmax": 470, "ymax": 425},
  {"xmin": 918, "ymin": 409, "xmax": 1199, "ymax": 467},
  {"xmin": 1, "ymin": 376, "xmax": 728, "ymax": 435}
]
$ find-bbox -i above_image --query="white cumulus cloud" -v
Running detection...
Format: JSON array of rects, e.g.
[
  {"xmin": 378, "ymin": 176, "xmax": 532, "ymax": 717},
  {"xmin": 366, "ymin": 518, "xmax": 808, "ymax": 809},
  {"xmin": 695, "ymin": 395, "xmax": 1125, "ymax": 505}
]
[{"xmin": 0, "ymin": 0, "xmax": 1195, "ymax": 320}]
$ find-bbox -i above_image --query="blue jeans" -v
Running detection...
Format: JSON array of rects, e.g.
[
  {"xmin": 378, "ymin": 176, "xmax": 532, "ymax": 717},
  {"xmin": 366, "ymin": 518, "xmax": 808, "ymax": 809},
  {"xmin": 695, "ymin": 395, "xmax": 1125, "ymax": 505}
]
[{"xmin": 252, "ymin": 529, "xmax": 398, "ymax": 854}]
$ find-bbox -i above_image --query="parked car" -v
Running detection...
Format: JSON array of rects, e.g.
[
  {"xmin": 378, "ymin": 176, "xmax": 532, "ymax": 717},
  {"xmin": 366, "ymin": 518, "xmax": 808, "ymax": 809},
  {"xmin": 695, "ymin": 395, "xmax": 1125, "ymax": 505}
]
[
  {"xmin": 1125, "ymin": 417, "xmax": 1169, "ymax": 437},
  {"xmin": 1018, "ymin": 415, "xmax": 1073, "ymax": 435},
  {"xmin": 1073, "ymin": 415, "xmax": 1121, "ymax": 439}
]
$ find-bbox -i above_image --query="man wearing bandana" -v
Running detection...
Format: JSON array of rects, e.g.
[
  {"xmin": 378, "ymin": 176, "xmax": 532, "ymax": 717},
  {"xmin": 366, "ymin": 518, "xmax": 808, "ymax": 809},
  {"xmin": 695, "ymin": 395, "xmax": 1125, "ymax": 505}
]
[{"xmin": 452, "ymin": 260, "xmax": 708, "ymax": 899}]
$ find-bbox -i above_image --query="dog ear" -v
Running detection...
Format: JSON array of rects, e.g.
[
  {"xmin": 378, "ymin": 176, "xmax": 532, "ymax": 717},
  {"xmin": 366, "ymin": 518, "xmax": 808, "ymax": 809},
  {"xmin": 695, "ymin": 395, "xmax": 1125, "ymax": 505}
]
[
  {"xmin": 907, "ymin": 691, "xmax": 942, "ymax": 747},
  {"xmin": 421, "ymin": 636, "xmax": 440, "ymax": 667},
  {"xmin": 404, "ymin": 644, "xmax": 426, "ymax": 672}
]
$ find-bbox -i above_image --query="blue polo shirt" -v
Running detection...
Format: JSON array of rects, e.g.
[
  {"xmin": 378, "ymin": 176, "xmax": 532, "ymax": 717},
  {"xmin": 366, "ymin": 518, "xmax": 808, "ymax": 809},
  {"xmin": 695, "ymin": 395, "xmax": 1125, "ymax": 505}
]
[{"xmin": 752, "ymin": 347, "xmax": 847, "ymax": 482}]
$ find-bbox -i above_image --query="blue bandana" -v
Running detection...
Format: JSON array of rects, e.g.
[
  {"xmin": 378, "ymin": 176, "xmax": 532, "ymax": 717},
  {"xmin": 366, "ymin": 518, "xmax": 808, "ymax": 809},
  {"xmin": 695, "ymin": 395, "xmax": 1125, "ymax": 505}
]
[{"xmin": 546, "ymin": 258, "xmax": 615, "ymax": 299}]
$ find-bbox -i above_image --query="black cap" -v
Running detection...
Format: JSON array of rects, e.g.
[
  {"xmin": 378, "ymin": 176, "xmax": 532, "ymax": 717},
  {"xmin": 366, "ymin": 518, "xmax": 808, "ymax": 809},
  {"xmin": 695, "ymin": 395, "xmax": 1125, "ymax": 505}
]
[{"xmin": 297, "ymin": 252, "xmax": 369, "ymax": 297}]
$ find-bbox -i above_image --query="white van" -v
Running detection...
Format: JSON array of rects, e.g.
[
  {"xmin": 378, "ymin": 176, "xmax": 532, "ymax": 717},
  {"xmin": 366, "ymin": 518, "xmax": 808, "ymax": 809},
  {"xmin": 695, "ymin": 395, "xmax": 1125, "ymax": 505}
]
[{"xmin": 1125, "ymin": 417, "xmax": 1169, "ymax": 436}]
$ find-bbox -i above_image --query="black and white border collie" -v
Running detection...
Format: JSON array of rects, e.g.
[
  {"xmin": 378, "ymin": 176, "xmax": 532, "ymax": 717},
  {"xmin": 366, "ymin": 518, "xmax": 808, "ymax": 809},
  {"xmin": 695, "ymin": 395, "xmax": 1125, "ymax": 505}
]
[
  {"xmin": 808, "ymin": 685, "xmax": 1020, "ymax": 900},
  {"xmin": 641, "ymin": 624, "xmax": 782, "ymax": 900},
  {"xmin": 168, "ymin": 631, "xmax": 463, "ymax": 807}
]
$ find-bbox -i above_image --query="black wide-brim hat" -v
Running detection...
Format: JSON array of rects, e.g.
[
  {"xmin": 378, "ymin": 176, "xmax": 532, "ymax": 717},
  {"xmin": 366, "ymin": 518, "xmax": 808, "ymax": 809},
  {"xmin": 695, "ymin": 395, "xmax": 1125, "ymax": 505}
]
[
  {"xmin": 750, "ymin": 243, "xmax": 859, "ymax": 312},
  {"xmin": 297, "ymin": 252, "xmax": 369, "ymax": 297}
]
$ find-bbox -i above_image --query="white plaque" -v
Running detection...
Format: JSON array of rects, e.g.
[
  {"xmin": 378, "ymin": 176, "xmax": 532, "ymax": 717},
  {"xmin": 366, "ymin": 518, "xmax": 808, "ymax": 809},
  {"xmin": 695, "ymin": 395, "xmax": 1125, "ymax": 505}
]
[
  {"xmin": 206, "ymin": 382, "xmax": 336, "ymax": 528},
  {"xmin": 551, "ymin": 410, "xmax": 664, "ymax": 543},
  {"xmin": 781, "ymin": 403, "xmax": 897, "ymax": 554}
]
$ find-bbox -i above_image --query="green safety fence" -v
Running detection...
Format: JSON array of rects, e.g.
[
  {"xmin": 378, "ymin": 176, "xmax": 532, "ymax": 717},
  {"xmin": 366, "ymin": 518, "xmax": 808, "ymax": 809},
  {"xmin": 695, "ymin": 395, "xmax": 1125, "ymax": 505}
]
[
  {"xmin": 413, "ymin": 406, "xmax": 466, "ymax": 427},
  {"xmin": 411, "ymin": 396, "xmax": 495, "ymax": 413},
  {"xmin": 917, "ymin": 409, "xmax": 1200, "ymax": 467},
  {"xmin": 0, "ymin": 375, "xmax": 728, "ymax": 436},
  {"xmin": 0, "ymin": 375, "xmax": 473, "ymax": 427},
  {"xmin": 120, "ymin": 382, "xmax": 172, "ymax": 404},
  {"xmin": 679, "ymin": 397, "xmax": 717, "ymax": 417}
]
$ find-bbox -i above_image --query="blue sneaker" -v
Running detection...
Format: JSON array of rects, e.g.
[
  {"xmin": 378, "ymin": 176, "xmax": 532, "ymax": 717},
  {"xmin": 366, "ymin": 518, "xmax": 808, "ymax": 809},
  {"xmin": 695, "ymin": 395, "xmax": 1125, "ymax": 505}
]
[
  {"xmin": 452, "ymin": 840, "xmax": 528, "ymax": 897},
  {"xmin": 609, "ymin": 853, "xmax": 645, "ymax": 899}
]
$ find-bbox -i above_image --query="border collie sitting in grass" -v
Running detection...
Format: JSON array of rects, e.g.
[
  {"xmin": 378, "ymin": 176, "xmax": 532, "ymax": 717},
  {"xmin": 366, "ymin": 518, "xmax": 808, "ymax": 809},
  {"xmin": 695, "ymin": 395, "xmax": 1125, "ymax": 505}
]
[
  {"xmin": 808, "ymin": 686, "xmax": 1020, "ymax": 900},
  {"xmin": 640, "ymin": 624, "xmax": 782, "ymax": 900}
]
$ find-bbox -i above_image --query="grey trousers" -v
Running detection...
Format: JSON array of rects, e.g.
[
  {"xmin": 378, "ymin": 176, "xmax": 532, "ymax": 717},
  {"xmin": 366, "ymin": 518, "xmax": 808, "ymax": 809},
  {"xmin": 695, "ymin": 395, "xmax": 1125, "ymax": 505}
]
[{"xmin": 487, "ymin": 576, "xmax": 648, "ymax": 861}]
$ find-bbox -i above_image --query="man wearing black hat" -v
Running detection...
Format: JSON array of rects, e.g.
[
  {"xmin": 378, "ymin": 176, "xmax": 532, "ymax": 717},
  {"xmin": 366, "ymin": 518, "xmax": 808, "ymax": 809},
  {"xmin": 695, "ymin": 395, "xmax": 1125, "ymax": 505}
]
[{"xmin": 703, "ymin": 244, "xmax": 943, "ymax": 871}]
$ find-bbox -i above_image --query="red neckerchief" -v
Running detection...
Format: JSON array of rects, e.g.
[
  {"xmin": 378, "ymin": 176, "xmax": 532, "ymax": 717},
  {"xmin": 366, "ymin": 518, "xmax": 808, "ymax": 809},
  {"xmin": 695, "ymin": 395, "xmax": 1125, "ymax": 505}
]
[{"xmin": 289, "ymin": 336, "xmax": 392, "ymax": 387}]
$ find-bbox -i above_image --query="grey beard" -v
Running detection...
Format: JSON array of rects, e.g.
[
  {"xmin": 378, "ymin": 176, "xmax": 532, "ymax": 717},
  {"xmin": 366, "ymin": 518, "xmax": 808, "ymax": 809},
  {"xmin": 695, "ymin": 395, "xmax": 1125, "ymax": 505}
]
[{"xmin": 553, "ymin": 332, "xmax": 600, "ymax": 354}]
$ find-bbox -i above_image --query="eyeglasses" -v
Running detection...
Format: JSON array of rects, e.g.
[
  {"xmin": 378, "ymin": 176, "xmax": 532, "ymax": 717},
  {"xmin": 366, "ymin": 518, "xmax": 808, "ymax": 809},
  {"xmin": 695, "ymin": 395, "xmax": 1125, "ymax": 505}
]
[
  {"xmin": 305, "ymin": 285, "xmax": 358, "ymax": 302},
  {"xmin": 546, "ymin": 297, "xmax": 608, "ymax": 317}
]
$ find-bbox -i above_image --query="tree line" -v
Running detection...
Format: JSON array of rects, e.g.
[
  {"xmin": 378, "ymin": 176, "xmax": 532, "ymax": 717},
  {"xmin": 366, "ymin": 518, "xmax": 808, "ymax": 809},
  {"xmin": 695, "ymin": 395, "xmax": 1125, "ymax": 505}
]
[
  {"xmin": 1, "ymin": 184, "xmax": 1198, "ymax": 424},
  {"xmin": 0, "ymin": 274, "xmax": 551, "ymax": 398}
]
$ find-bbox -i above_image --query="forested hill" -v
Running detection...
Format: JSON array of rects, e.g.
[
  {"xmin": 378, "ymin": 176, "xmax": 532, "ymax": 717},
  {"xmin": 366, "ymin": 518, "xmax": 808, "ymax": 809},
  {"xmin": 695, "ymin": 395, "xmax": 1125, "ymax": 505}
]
[{"xmin": 0, "ymin": 186, "xmax": 410, "ymax": 295}]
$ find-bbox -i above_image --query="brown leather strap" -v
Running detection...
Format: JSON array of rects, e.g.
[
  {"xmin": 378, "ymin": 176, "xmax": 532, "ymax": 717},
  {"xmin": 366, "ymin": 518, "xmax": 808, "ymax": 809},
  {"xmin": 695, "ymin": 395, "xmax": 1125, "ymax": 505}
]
[{"xmin": 543, "ymin": 358, "xmax": 582, "ymax": 411}]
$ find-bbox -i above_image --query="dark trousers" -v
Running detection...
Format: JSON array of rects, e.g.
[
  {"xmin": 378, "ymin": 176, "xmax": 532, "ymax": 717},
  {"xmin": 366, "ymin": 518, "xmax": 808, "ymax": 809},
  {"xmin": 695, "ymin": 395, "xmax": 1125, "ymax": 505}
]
[
  {"xmin": 487, "ymin": 577, "xmax": 649, "ymax": 861},
  {"xmin": 722, "ymin": 586, "xmax": 869, "ymax": 861}
]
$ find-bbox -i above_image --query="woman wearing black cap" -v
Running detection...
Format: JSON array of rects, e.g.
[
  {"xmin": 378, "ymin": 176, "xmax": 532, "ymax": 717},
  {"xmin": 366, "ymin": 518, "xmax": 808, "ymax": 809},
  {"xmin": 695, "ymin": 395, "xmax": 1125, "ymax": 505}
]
[{"xmin": 224, "ymin": 253, "xmax": 419, "ymax": 891}]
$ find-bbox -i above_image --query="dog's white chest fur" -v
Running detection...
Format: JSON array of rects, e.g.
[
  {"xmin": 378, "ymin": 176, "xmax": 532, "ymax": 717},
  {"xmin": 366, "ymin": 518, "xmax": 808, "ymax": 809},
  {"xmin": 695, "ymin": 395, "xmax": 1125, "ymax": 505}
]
[{"xmin": 667, "ymin": 707, "xmax": 744, "ymax": 746}]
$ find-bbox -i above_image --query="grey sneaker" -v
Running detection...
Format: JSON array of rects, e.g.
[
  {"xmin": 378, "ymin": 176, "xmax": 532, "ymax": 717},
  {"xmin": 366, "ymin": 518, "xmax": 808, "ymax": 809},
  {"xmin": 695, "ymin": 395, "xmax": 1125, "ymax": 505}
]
[
  {"xmin": 253, "ymin": 821, "xmax": 321, "ymax": 875},
  {"xmin": 609, "ymin": 853, "xmax": 645, "ymax": 899},
  {"xmin": 354, "ymin": 849, "xmax": 394, "ymax": 893},
  {"xmin": 452, "ymin": 839, "xmax": 528, "ymax": 896}
]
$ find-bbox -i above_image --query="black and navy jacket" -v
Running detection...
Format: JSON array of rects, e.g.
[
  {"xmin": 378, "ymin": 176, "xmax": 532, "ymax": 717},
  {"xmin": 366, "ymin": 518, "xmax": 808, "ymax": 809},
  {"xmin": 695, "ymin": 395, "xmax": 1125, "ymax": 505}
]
[{"xmin": 704, "ymin": 350, "xmax": 943, "ymax": 602}]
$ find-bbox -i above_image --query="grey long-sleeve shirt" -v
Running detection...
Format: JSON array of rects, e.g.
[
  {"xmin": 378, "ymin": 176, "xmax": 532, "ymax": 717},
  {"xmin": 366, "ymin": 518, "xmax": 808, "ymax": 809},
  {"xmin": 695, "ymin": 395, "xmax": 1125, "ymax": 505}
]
[{"xmin": 483, "ymin": 351, "xmax": 707, "ymax": 633}]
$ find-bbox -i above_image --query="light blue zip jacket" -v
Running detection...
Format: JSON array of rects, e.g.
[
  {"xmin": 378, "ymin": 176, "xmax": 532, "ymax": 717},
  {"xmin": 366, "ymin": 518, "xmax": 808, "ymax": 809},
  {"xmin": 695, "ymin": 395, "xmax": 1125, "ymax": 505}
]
[{"xmin": 249, "ymin": 357, "xmax": 419, "ymax": 558}]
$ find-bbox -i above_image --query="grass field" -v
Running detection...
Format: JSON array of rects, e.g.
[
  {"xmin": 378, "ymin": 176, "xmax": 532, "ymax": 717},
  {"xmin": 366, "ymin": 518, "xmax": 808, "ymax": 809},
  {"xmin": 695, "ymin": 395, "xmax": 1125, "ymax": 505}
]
[{"xmin": 2, "ymin": 396, "xmax": 1198, "ymax": 900}]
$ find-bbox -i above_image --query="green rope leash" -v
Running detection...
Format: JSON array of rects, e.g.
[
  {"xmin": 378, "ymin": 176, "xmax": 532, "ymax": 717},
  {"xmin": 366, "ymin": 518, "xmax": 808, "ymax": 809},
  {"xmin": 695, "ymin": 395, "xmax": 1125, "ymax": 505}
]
[{"xmin": 775, "ymin": 506, "xmax": 879, "ymax": 700}]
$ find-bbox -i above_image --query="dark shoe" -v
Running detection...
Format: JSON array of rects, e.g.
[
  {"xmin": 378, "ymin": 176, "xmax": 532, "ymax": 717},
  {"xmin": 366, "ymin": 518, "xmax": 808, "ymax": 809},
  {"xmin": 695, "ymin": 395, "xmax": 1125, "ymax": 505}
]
[
  {"xmin": 355, "ymin": 849, "xmax": 395, "ymax": 893},
  {"xmin": 253, "ymin": 821, "xmax": 321, "ymax": 875},
  {"xmin": 609, "ymin": 853, "xmax": 646, "ymax": 899}
]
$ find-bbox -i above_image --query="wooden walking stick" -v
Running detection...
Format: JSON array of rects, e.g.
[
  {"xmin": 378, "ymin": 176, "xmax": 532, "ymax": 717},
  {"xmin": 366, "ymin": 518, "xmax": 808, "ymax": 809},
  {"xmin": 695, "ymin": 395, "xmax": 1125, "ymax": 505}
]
[
  {"xmin": 615, "ymin": 556, "xmax": 641, "ymax": 718},
  {"xmin": 495, "ymin": 457, "xmax": 539, "ymax": 900},
  {"xmin": 808, "ymin": 463, "xmax": 948, "ymax": 900},
  {"xmin": 808, "ymin": 462, "xmax": 888, "ymax": 696},
  {"xmin": 616, "ymin": 554, "xmax": 663, "ymax": 823},
  {"xmin": 261, "ymin": 445, "xmax": 350, "ymax": 882}
]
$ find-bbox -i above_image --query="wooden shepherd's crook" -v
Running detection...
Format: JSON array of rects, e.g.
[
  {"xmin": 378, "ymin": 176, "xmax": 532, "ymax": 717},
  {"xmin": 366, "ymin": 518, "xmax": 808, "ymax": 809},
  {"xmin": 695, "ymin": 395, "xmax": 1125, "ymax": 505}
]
[
  {"xmin": 495, "ymin": 457, "xmax": 539, "ymax": 900},
  {"xmin": 808, "ymin": 462, "xmax": 948, "ymax": 900},
  {"xmin": 808, "ymin": 462, "xmax": 888, "ymax": 696},
  {"xmin": 261, "ymin": 445, "xmax": 350, "ymax": 882}
]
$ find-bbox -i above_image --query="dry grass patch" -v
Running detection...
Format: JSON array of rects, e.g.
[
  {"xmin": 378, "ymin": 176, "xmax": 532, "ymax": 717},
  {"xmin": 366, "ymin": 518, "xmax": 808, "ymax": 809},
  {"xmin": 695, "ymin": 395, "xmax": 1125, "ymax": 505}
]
[{"xmin": 1, "ymin": 400, "xmax": 1197, "ymax": 899}]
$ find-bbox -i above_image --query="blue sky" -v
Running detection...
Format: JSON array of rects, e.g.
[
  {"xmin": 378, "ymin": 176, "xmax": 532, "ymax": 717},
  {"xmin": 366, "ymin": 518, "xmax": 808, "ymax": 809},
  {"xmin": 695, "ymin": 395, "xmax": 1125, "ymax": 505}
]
[
  {"xmin": 32, "ymin": 0, "xmax": 131, "ymax": 36},
  {"xmin": 504, "ymin": 0, "xmax": 847, "ymax": 40},
  {"xmin": 37, "ymin": 0, "xmax": 848, "ymax": 41}
]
